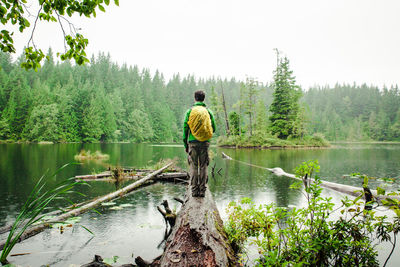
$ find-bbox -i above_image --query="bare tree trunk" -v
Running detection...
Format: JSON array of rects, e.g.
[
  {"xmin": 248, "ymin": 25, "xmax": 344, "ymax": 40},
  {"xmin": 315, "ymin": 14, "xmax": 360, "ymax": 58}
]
[{"xmin": 220, "ymin": 83, "xmax": 230, "ymax": 136}]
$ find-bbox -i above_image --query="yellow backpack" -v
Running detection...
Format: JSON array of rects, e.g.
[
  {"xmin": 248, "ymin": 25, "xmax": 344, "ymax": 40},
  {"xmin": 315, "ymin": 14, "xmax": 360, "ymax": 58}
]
[{"xmin": 187, "ymin": 106, "xmax": 213, "ymax": 141}]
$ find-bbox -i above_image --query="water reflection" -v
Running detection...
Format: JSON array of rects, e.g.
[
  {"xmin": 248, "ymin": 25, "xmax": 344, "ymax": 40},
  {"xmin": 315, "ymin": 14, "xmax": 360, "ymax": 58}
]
[{"xmin": 0, "ymin": 143, "xmax": 399, "ymax": 266}]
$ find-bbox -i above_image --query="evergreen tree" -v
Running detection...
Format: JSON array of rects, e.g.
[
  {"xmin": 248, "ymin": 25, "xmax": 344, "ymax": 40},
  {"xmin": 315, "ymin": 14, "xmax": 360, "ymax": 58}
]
[
  {"xmin": 127, "ymin": 109, "xmax": 154, "ymax": 142},
  {"xmin": 292, "ymin": 103, "xmax": 309, "ymax": 139},
  {"xmin": 254, "ymin": 99, "xmax": 268, "ymax": 134},
  {"xmin": 81, "ymin": 95, "xmax": 103, "ymax": 142},
  {"xmin": 57, "ymin": 77, "xmax": 80, "ymax": 141},
  {"xmin": 228, "ymin": 111, "xmax": 240, "ymax": 136},
  {"xmin": 23, "ymin": 104, "xmax": 59, "ymax": 141},
  {"xmin": 390, "ymin": 110, "xmax": 400, "ymax": 140},
  {"xmin": 209, "ymin": 86, "xmax": 224, "ymax": 136},
  {"xmin": 0, "ymin": 68, "xmax": 8, "ymax": 112},
  {"xmin": 269, "ymin": 56, "xmax": 302, "ymax": 139},
  {"xmin": 4, "ymin": 70, "xmax": 31, "ymax": 139},
  {"xmin": 242, "ymin": 77, "xmax": 259, "ymax": 136},
  {"xmin": 0, "ymin": 117, "xmax": 10, "ymax": 139}
]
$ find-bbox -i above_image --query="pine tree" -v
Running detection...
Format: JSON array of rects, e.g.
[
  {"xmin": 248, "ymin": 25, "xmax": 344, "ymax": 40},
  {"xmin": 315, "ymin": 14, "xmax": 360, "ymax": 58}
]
[
  {"xmin": 209, "ymin": 86, "xmax": 224, "ymax": 136},
  {"xmin": 242, "ymin": 77, "xmax": 259, "ymax": 136},
  {"xmin": 0, "ymin": 68, "xmax": 8, "ymax": 112},
  {"xmin": 254, "ymin": 99, "xmax": 268, "ymax": 134},
  {"xmin": 269, "ymin": 55, "xmax": 302, "ymax": 139},
  {"xmin": 23, "ymin": 104, "xmax": 59, "ymax": 141},
  {"xmin": 390, "ymin": 109, "xmax": 400, "ymax": 140},
  {"xmin": 127, "ymin": 109, "xmax": 154, "ymax": 142},
  {"xmin": 81, "ymin": 95, "xmax": 103, "ymax": 142},
  {"xmin": 229, "ymin": 111, "xmax": 240, "ymax": 136},
  {"xmin": 4, "ymin": 70, "xmax": 31, "ymax": 139}
]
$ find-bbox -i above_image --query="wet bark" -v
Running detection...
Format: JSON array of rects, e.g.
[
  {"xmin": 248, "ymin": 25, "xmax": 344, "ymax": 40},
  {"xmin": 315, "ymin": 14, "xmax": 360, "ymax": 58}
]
[{"xmin": 156, "ymin": 186, "xmax": 238, "ymax": 267}]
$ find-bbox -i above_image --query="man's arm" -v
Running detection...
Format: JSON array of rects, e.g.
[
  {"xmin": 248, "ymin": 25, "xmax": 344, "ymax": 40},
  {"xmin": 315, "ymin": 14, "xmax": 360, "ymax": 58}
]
[
  {"xmin": 208, "ymin": 109, "xmax": 216, "ymax": 133},
  {"xmin": 182, "ymin": 109, "xmax": 191, "ymax": 152}
]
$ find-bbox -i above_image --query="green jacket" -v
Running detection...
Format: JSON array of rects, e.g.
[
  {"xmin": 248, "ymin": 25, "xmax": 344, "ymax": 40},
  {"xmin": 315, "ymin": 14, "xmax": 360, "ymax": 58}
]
[{"xmin": 183, "ymin": 102, "xmax": 216, "ymax": 149}]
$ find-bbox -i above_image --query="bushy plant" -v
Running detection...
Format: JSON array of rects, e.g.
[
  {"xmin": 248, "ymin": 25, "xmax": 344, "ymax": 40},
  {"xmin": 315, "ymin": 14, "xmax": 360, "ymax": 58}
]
[
  {"xmin": 225, "ymin": 160, "xmax": 399, "ymax": 266},
  {"xmin": 309, "ymin": 133, "xmax": 329, "ymax": 146}
]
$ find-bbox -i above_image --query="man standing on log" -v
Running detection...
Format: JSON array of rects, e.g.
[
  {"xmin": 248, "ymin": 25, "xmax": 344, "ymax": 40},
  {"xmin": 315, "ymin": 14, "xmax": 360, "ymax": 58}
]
[{"xmin": 183, "ymin": 90, "xmax": 216, "ymax": 197}]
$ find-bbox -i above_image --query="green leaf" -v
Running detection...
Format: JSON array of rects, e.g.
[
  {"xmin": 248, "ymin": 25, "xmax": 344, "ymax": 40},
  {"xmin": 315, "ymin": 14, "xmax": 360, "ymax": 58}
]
[
  {"xmin": 376, "ymin": 187, "xmax": 385, "ymax": 196},
  {"xmin": 363, "ymin": 176, "xmax": 369, "ymax": 187},
  {"xmin": 98, "ymin": 4, "xmax": 105, "ymax": 12},
  {"xmin": 80, "ymin": 225, "xmax": 94, "ymax": 235},
  {"xmin": 91, "ymin": 208, "xmax": 102, "ymax": 215},
  {"xmin": 393, "ymin": 209, "xmax": 400, "ymax": 218},
  {"xmin": 103, "ymin": 256, "xmax": 120, "ymax": 264}
]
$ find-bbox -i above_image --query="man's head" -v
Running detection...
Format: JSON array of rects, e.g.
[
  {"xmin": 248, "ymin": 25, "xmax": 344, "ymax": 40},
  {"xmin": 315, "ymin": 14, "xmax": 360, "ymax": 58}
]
[{"xmin": 194, "ymin": 90, "xmax": 205, "ymax": 102}]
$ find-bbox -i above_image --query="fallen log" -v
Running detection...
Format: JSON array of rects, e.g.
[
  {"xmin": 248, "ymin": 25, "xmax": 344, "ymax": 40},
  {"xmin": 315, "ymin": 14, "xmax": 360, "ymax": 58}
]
[
  {"xmin": 75, "ymin": 167, "xmax": 182, "ymax": 181},
  {"xmin": 76, "ymin": 172, "xmax": 188, "ymax": 183},
  {"xmin": 222, "ymin": 152, "xmax": 400, "ymax": 202},
  {"xmin": 155, "ymin": 186, "xmax": 238, "ymax": 266},
  {"xmin": 75, "ymin": 172, "xmax": 114, "ymax": 180},
  {"xmin": 76, "ymin": 173, "xmax": 188, "ymax": 183},
  {"xmin": 0, "ymin": 163, "xmax": 173, "ymax": 251}
]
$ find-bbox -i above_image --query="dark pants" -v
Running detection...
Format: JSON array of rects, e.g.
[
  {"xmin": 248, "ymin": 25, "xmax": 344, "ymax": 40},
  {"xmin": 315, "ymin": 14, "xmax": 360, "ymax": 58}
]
[{"xmin": 188, "ymin": 142, "xmax": 209, "ymax": 196}]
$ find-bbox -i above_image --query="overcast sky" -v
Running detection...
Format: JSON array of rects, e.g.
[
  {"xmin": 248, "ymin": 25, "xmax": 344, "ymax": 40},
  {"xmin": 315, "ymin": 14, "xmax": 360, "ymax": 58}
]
[{"xmin": 11, "ymin": 0, "xmax": 400, "ymax": 89}]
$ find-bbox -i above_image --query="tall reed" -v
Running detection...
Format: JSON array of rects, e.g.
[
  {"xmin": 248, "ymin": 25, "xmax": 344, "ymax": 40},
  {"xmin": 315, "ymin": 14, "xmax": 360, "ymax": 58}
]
[{"xmin": 0, "ymin": 164, "xmax": 83, "ymax": 265}]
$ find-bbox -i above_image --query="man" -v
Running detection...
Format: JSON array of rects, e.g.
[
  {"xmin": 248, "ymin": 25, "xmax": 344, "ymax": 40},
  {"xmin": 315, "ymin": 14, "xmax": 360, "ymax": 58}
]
[{"xmin": 183, "ymin": 90, "xmax": 216, "ymax": 197}]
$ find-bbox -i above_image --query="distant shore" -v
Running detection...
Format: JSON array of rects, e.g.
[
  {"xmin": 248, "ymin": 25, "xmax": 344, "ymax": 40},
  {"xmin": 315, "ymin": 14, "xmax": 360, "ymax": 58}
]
[
  {"xmin": 219, "ymin": 144, "xmax": 330, "ymax": 149},
  {"xmin": 1, "ymin": 140, "xmax": 399, "ymax": 146}
]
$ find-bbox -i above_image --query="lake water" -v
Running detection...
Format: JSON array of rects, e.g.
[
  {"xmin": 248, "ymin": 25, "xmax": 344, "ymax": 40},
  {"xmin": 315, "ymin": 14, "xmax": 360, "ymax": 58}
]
[{"xmin": 0, "ymin": 143, "xmax": 399, "ymax": 266}]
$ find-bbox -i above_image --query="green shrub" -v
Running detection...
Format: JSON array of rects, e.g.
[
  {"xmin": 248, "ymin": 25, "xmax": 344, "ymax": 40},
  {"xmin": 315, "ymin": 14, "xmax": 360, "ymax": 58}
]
[{"xmin": 225, "ymin": 160, "xmax": 399, "ymax": 266}]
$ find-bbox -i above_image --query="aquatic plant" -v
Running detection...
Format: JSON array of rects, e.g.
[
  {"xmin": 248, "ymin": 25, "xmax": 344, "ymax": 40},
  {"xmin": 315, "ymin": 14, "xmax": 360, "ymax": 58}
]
[
  {"xmin": 74, "ymin": 150, "xmax": 110, "ymax": 162},
  {"xmin": 224, "ymin": 160, "xmax": 400, "ymax": 266},
  {"xmin": 0, "ymin": 164, "xmax": 83, "ymax": 265}
]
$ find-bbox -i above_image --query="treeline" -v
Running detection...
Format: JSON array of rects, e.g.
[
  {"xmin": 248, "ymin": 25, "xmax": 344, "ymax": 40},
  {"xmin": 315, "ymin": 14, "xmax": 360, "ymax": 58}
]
[
  {"xmin": 0, "ymin": 49, "xmax": 399, "ymax": 143},
  {"xmin": 0, "ymin": 50, "xmax": 245, "ymax": 142},
  {"xmin": 304, "ymin": 84, "xmax": 400, "ymax": 141}
]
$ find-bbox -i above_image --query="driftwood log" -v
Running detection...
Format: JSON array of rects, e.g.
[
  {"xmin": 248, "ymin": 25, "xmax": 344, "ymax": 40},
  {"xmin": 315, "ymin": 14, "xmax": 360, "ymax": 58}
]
[
  {"xmin": 76, "ymin": 171, "xmax": 188, "ymax": 183},
  {"xmin": 154, "ymin": 186, "xmax": 238, "ymax": 267},
  {"xmin": 221, "ymin": 152, "xmax": 400, "ymax": 203},
  {"xmin": 0, "ymin": 163, "xmax": 173, "ymax": 251}
]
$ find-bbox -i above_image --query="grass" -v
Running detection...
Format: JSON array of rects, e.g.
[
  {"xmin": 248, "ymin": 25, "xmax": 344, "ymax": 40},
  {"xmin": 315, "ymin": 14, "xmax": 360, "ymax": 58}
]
[{"xmin": 74, "ymin": 150, "xmax": 110, "ymax": 161}]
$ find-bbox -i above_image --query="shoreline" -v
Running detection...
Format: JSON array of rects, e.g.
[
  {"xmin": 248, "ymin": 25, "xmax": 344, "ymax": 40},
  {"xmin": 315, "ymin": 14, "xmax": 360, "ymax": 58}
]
[
  {"xmin": 1, "ymin": 140, "xmax": 399, "ymax": 147},
  {"xmin": 218, "ymin": 144, "xmax": 330, "ymax": 149}
]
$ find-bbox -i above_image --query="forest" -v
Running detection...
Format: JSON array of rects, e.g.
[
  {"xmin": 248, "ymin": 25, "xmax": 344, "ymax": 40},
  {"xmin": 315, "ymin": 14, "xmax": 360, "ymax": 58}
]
[{"xmin": 0, "ymin": 49, "xmax": 399, "ymax": 143}]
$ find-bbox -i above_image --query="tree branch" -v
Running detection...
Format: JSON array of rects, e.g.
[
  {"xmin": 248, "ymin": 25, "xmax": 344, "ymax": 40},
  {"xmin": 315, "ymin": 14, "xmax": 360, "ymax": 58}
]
[
  {"xmin": 27, "ymin": 5, "xmax": 42, "ymax": 50},
  {"xmin": 55, "ymin": 11, "xmax": 67, "ymax": 52}
]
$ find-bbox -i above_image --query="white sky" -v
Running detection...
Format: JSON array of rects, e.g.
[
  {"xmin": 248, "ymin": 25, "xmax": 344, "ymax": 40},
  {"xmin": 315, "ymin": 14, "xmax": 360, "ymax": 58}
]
[{"xmin": 10, "ymin": 0, "xmax": 400, "ymax": 89}]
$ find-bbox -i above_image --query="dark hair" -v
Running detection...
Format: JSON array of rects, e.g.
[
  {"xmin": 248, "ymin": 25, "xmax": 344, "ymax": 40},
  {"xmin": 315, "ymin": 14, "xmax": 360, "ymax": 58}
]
[{"xmin": 194, "ymin": 90, "xmax": 205, "ymax": 101}]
